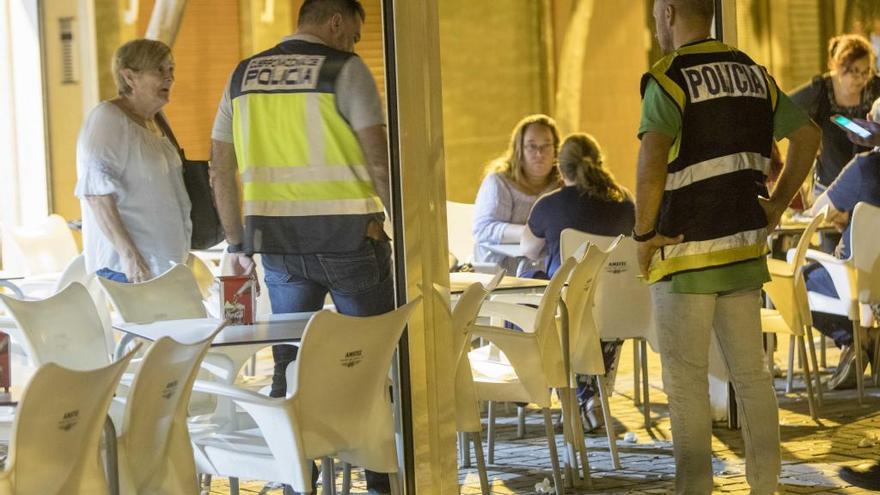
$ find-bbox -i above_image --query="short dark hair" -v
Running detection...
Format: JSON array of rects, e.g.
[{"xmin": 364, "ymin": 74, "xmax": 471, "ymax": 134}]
[
  {"xmin": 298, "ymin": 0, "xmax": 365, "ymax": 26},
  {"xmin": 671, "ymin": 0, "xmax": 714, "ymax": 21}
]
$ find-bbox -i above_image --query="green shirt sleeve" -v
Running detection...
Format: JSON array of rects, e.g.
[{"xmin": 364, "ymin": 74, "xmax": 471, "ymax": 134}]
[
  {"xmin": 773, "ymin": 90, "xmax": 811, "ymax": 140},
  {"xmin": 638, "ymin": 78, "xmax": 681, "ymax": 139}
]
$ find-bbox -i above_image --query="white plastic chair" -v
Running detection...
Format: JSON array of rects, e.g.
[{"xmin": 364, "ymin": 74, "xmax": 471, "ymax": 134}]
[
  {"xmin": 98, "ymin": 264, "xmax": 208, "ymax": 324},
  {"xmin": 447, "ymin": 201, "xmax": 500, "ymax": 273},
  {"xmin": 560, "ymin": 230, "xmax": 656, "ymax": 426},
  {"xmin": 0, "ymin": 282, "xmax": 112, "ymax": 370},
  {"xmin": 116, "ymin": 327, "xmax": 221, "ymax": 495},
  {"xmin": 1, "ymin": 214, "xmax": 78, "ymax": 299},
  {"xmin": 805, "ymin": 202, "xmax": 880, "ymax": 404},
  {"xmin": 467, "ymin": 257, "xmax": 577, "ymax": 494},
  {"xmin": 761, "ymin": 211, "xmax": 826, "ymax": 419},
  {"xmin": 561, "ymin": 239, "xmax": 622, "ymax": 469},
  {"xmin": 98, "ymin": 263, "xmax": 261, "ymax": 434},
  {"xmin": 434, "ymin": 283, "xmax": 492, "ymax": 494},
  {"xmin": 2, "ymin": 214, "xmax": 78, "ymax": 277},
  {"xmin": 0, "ymin": 349, "xmax": 136, "ymax": 495},
  {"xmin": 189, "ymin": 299, "xmax": 421, "ymax": 494},
  {"xmin": 0, "ymin": 255, "xmax": 115, "ymax": 371},
  {"xmin": 447, "ymin": 201, "xmax": 477, "ymax": 268}
]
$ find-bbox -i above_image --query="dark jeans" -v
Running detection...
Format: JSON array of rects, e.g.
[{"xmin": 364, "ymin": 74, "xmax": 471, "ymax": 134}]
[
  {"xmin": 803, "ymin": 262, "xmax": 852, "ymax": 348},
  {"xmin": 96, "ymin": 267, "xmax": 129, "ymax": 283},
  {"xmin": 262, "ymin": 239, "xmax": 394, "ymax": 493},
  {"xmin": 576, "ymin": 341, "xmax": 622, "ymax": 408}
]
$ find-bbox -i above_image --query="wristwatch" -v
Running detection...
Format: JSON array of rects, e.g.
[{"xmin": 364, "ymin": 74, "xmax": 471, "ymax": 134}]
[
  {"xmin": 226, "ymin": 242, "xmax": 246, "ymax": 254},
  {"xmin": 632, "ymin": 229, "xmax": 656, "ymax": 242}
]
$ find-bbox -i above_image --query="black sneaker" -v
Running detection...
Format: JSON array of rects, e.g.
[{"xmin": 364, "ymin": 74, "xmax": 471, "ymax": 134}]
[{"xmin": 840, "ymin": 462, "xmax": 880, "ymax": 489}]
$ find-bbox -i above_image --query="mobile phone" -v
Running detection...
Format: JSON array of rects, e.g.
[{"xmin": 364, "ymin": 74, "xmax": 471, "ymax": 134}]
[{"xmin": 830, "ymin": 114, "xmax": 873, "ymax": 139}]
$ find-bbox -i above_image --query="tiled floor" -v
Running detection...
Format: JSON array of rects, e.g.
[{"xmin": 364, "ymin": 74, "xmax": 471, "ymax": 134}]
[{"xmin": 207, "ymin": 340, "xmax": 880, "ymax": 494}]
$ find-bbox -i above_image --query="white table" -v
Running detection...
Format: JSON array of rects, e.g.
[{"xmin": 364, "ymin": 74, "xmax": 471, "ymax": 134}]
[
  {"xmin": 112, "ymin": 312, "xmax": 314, "ymax": 360},
  {"xmin": 449, "ymin": 272, "xmax": 549, "ymax": 295}
]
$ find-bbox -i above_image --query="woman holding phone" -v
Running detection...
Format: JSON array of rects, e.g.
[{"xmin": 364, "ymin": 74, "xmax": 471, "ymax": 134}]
[{"xmin": 791, "ymin": 34, "xmax": 880, "ymax": 195}]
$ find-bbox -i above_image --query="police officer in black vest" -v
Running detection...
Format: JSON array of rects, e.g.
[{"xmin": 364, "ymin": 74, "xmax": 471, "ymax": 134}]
[{"xmin": 635, "ymin": 1, "xmax": 821, "ymax": 493}]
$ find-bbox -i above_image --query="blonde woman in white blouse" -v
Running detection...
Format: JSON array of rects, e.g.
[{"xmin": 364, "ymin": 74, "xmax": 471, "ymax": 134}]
[
  {"xmin": 75, "ymin": 39, "xmax": 191, "ymax": 283},
  {"xmin": 472, "ymin": 114, "xmax": 562, "ymax": 274}
]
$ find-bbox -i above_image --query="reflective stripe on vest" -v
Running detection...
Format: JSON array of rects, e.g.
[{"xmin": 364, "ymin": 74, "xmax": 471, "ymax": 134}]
[
  {"xmin": 232, "ymin": 91, "xmax": 382, "ymax": 217},
  {"xmin": 647, "ymin": 228, "xmax": 769, "ymax": 283},
  {"xmin": 665, "ymin": 151, "xmax": 770, "ymax": 191}
]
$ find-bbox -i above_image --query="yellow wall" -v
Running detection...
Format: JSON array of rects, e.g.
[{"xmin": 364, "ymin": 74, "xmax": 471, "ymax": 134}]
[
  {"xmin": 571, "ymin": 1, "xmax": 649, "ymax": 192},
  {"xmin": 438, "ymin": 1, "xmax": 548, "ymax": 204}
]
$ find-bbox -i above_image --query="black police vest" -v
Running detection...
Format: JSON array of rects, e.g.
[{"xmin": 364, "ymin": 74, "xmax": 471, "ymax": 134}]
[{"xmin": 639, "ymin": 39, "xmax": 777, "ymax": 281}]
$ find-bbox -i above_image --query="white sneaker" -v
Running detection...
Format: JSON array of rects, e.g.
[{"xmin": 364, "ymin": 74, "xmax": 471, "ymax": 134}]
[{"xmin": 580, "ymin": 398, "xmax": 604, "ymax": 433}]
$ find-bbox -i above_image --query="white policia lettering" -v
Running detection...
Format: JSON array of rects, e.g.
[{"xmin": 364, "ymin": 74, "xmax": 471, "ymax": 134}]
[
  {"xmin": 241, "ymin": 54, "xmax": 326, "ymax": 92},
  {"xmin": 681, "ymin": 62, "xmax": 767, "ymax": 103}
]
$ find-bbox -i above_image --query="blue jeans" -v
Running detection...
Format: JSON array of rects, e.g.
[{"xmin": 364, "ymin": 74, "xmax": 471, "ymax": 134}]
[
  {"xmin": 96, "ymin": 268, "xmax": 129, "ymax": 283},
  {"xmin": 262, "ymin": 239, "xmax": 394, "ymax": 493}
]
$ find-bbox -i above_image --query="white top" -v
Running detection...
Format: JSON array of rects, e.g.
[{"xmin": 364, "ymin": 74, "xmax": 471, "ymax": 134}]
[
  {"xmin": 211, "ymin": 33, "xmax": 385, "ymax": 143},
  {"xmin": 75, "ymin": 102, "xmax": 192, "ymax": 277},
  {"xmin": 472, "ymin": 172, "xmax": 552, "ymax": 273}
]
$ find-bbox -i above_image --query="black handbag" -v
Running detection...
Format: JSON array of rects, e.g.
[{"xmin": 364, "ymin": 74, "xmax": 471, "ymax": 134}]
[{"xmin": 156, "ymin": 113, "xmax": 226, "ymax": 250}]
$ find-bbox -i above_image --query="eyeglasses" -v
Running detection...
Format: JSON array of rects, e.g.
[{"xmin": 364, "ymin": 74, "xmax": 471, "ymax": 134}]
[
  {"xmin": 524, "ymin": 143, "xmax": 554, "ymax": 155},
  {"xmin": 841, "ymin": 66, "xmax": 873, "ymax": 79}
]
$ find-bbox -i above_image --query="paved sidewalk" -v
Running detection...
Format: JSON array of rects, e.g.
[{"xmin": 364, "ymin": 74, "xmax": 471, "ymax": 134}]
[{"xmin": 207, "ymin": 340, "xmax": 880, "ymax": 494}]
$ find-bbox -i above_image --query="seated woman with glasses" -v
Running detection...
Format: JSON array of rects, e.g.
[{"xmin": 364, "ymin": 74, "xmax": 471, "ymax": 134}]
[
  {"xmin": 792, "ymin": 34, "xmax": 880, "ymax": 197},
  {"xmin": 472, "ymin": 114, "xmax": 562, "ymax": 274},
  {"xmin": 521, "ymin": 132, "xmax": 634, "ymax": 431}
]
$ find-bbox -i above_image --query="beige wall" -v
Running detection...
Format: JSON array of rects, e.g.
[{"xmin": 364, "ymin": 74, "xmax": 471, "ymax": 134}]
[
  {"xmin": 438, "ymin": 0, "xmax": 648, "ymax": 202},
  {"xmin": 571, "ymin": 1, "xmax": 649, "ymax": 192},
  {"xmin": 438, "ymin": 1, "xmax": 548, "ymax": 204}
]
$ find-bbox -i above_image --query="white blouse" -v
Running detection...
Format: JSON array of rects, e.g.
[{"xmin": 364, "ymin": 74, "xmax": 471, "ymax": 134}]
[{"xmin": 75, "ymin": 102, "xmax": 192, "ymax": 278}]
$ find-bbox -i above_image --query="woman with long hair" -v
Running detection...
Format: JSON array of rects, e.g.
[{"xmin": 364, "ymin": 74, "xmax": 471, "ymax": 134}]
[
  {"xmin": 521, "ymin": 132, "xmax": 634, "ymax": 431},
  {"xmin": 472, "ymin": 114, "xmax": 562, "ymax": 274},
  {"xmin": 521, "ymin": 132, "xmax": 634, "ymax": 276}
]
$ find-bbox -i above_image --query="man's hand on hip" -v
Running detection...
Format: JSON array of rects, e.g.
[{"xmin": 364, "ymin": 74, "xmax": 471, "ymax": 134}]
[
  {"xmin": 759, "ymin": 196, "xmax": 787, "ymax": 232},
  {"xmin": 637, "ymin": 234, "xmax": 684, "ymax": 279}
]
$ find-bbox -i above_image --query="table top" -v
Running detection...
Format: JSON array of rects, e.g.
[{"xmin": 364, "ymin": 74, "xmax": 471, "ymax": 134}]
[
  {"xmin": 113, "ymin": 312, "xmax": 313, "ymax": 347},
  {"xmin": 773, "ymin": 216, "xmax": 836, "ymax": 235},
  {"xmin": 449, "ymin": 272, "xmax": 549, "ymax": 294}
]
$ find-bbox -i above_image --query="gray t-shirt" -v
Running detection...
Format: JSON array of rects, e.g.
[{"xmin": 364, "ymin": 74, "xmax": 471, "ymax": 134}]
[{"xmin": 212, "ymin": 33, "xmax": 385, "ymax": 143}]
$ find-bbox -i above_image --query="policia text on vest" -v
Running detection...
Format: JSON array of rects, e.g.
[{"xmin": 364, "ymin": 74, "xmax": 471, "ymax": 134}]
[
  {"xmin": 681, "ymin": 61, "xmax": 767, "ymax": 103},
  {"xmin": 242, "ymin": 54, "xmax": 324, "ymax": 91}
]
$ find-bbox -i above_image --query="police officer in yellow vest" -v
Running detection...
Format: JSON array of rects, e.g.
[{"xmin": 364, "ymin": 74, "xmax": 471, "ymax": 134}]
[
  {"xmin": 635, "ymin": 1, "xmax": 820, "ymax": 493},
  {"xmin": 211, "ymin": 1, "xmax": 393, "ymax": 493}
]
